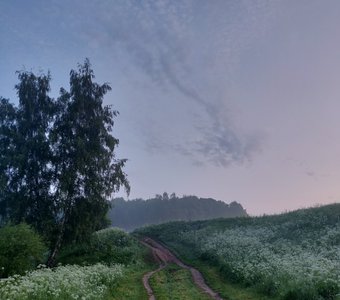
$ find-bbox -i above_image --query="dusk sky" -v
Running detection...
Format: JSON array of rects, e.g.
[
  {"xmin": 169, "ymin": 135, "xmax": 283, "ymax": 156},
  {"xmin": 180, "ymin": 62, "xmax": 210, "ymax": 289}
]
[{"xmin": 1, "ymin": 0, "xmax": 340, "ymax": 215}]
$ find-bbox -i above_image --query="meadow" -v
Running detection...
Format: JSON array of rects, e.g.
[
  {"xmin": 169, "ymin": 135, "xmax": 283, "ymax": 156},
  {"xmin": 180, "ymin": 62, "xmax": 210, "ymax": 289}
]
[{"xmin": 137, "ymin": 203, "xmax": 340, "ymax": 300}]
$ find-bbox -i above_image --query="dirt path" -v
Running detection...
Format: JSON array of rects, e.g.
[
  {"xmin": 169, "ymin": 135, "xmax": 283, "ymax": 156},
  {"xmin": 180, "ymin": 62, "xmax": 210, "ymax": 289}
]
[{"xmin": 141, "ymin": 237, "xmax": 224, "ymax": 300}]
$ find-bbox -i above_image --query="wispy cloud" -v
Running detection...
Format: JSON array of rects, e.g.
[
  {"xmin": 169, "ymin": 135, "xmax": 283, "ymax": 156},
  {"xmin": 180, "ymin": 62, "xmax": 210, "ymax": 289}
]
[{"xmin": 62, "ymin": 0, "xmax": 278, "ymax": 166}]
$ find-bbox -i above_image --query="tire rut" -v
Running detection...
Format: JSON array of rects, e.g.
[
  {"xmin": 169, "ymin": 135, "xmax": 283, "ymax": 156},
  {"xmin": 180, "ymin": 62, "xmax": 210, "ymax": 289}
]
[{"xmin": 141, "ymin": 237, "xmax": 223, "ymax": 300}]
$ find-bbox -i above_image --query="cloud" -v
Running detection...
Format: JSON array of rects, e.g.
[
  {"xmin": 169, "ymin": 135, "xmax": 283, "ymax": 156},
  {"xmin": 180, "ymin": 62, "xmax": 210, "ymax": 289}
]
[
  {"xmin": 67, "ymin": 0, "xmax": 278, "ymax": 166},
  {"xmin": 306, "ymin": 171, "xmax": 315, "ymax": 177},
  {"xmin": 159, "ymin": 53, "xmax": 262, "ymax": 166}
]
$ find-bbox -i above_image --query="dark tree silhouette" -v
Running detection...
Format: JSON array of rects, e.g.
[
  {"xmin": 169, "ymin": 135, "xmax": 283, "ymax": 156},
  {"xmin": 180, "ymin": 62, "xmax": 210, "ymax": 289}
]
[
  {"xmin": 0, "ymin": 72, "xmax": 55, "ymax": 234},
  {"xmin": 109, "ymin": 195, "xmax": 247, "ymax": 231},
  {"xmin": 0, "ymin": 60, "xmax": 129, "ymax": 266}
]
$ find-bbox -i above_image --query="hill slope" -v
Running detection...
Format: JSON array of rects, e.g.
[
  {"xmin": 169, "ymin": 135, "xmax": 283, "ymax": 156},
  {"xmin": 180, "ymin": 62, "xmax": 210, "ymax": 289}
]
[
  {"xmin": 109, "ymin": 195, "xmax": 247, "ymax": 231},
  {"xmin": 137, "ymin": 203, "xmax": 340, "ymax": 300}
]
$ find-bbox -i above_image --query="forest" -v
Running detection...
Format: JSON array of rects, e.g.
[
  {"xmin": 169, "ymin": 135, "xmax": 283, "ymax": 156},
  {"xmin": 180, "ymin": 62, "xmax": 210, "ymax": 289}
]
[{"xmin": 109, "ymin": 194, "xmax": 247, "ymax": 230}]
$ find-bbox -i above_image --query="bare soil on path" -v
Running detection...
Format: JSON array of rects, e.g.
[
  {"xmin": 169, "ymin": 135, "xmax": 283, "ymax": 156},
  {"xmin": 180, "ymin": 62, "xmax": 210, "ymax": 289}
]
[{"xmin": 141, "ymin": 237, "xmax": 224, "ymax": 300}]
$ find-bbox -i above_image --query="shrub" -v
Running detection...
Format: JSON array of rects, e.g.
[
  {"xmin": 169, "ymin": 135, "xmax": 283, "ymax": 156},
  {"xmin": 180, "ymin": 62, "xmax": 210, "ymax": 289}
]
[
  {"xmin": 199, "ymin": 251, "xmax": 219, "ymax": 264},
  {"xmin": 94, "ymin": 227, "xmax": 132, "ymax": 247},
  {"xmin": 0, "ymin": 223, "xmax": 47, "ymax": 277},
  {"xmin": 256, "ymin": 277, "xmax": 279, "ymax": 296},
  {"xmin": 316, "ymin": 280, "xmax": 339, "ymax": 300},
  {"xmin": 58, "ymin": 227, "xmax": 136, "ymax": 265},
  {"xmin": 283, "ymin": 287, "xmax": 318, "ymax": 300}
]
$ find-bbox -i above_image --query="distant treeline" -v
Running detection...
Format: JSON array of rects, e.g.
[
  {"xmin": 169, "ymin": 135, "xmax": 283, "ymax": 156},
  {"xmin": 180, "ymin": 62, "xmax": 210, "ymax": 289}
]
[{"xmin": 109, "ymin": 193, "xmax": 247, "ymax": 231}]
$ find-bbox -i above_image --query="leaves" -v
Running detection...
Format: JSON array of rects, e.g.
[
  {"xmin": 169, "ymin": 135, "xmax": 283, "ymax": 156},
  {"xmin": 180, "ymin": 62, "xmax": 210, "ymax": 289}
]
[{"xmin": 0, "ymin": 59, "xmax": 129, "ymax": 255}]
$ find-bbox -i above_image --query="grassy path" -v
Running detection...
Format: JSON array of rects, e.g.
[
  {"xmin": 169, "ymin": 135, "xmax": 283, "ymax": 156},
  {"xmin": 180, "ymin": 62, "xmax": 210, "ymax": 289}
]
[
  {"xmin": 111, "ymin": 237, "xmax": 271, "ymax": 300},
  {"xmin": 111, "ymin": 238, "xmax": 224, "ymax": 300},
  {"xmin": 110, "ymin": 245, "xmax": 157, "ymax": 300},
  {"xmin": 141, "ymin": 237, "xmax": 223, "ymax": 300},
  {"xmin": 150, "ymin": 264, "xmax": 212, "ymax": 300},
  {"xmin": 158, "ymin": 241, "xmax": 277, "ymax": 300}
]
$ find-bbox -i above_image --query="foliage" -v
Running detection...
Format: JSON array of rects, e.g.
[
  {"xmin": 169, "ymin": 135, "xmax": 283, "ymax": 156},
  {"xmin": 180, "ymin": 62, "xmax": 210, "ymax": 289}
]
[
  {"xmin": 51, "ymin": 60, "xmax": 129, "ymax": 245},
  {"xmin": 110, "ymin": 195, "xmax": 247, "ymax": 231},
  {"xmin": 0, "ymin": 98, "xmax": 16, "ymax": 225},
  {"xmin": 58, "ymin": 228, "xmax": 137, "ymax": 266},
  {"xmin": 110, "ymin": 242, "xmax": 157, "ymax": 300},
  {"xmin": 94, "ymin": 227, "xmax": 132, "ymax": 248},
  {"xmin": 138, "ymin": 204, "xmax": 340, "ymax": 300},
  {"xmin": 0, "ymin": 229, "xmax": 155, "ymax": 300},
  {"xmin": 0, "ymin": 60, "xmax": 129, "ymax": 265},
  {"xmin": 183, "ymin": 259, "xmax": 275, "ymax": 300},
  {"xmin": 0, "ymin": 223, "xmax": 47, "ymax": 278},
  {"xmin": 0, "ymin": 263, "xmax": 123, "ymax": 300},
  {"xmin": 0, "ymin": 72, "xmax": 55, "ymax": 235},
  {"xmin": 149, "ymin": 264, "xmax": 211, "ymax": 300}
]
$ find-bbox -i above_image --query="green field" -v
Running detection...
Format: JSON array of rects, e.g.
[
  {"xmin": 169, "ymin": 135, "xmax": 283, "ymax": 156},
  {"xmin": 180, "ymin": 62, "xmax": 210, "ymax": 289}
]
[{"xmin": 137, "ymin": 204, "xmax": 340, "ymax": 300}]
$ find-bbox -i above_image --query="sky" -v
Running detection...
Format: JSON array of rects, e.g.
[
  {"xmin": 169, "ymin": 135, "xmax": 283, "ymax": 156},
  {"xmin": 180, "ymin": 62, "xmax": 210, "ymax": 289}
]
[{"xmin": 1, "ymin": 0, "xmax": 340, "ymax": 215}]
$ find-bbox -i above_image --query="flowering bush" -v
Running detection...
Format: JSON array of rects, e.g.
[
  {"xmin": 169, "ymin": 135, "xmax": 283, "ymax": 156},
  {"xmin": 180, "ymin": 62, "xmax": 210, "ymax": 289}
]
[{"xmin": 0, "ymin": 263, "xmax": 123, "ymax": 300}]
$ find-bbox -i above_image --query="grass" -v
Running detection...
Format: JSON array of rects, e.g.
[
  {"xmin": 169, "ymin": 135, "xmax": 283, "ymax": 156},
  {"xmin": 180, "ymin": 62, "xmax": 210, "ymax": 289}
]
[
  {"xmin": 161, "ymin": 241, "xmax": 277, "ymax": 300},
  {"xmin": 149, "ymin": 263, "xmax": 211, "ymax": 300},
  {"xmin": 187, "ymin": 259, "xmax": 278, "ymax": 300},
  {"xmin": 110, "ymin": 244, "xmax": 157, "ymax": 300}
]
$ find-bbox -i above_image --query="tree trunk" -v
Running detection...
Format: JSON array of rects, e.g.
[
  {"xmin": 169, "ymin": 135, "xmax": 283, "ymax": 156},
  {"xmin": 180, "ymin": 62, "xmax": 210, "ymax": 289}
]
[{"xmin": 46, "ymin": 215, "xmax": 66, "ymax": 267}]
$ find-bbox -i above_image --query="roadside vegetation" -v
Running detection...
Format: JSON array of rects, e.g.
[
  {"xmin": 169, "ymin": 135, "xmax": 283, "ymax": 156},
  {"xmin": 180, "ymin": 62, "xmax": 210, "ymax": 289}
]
[
  {"xmin": 110, "ymin": 245, "xmax": 156, "ymax": 300},
  {"xmin": 137, "ymin": 203, "xmax": 340, "ymax": 300},
  {"xmin": 189, "ymin": 260, "xmax": 276, "ymax": 300},
  {"xmin": 0, "ymin": 263, "xmax": 123, "ymax": 300},
  {"xmin": 0, "ymin": 227, "xmax": 152, "ymax": 300},
  {"xmin": 149, "ymin": 263, "xmax": 211, "ymax": 300}
]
